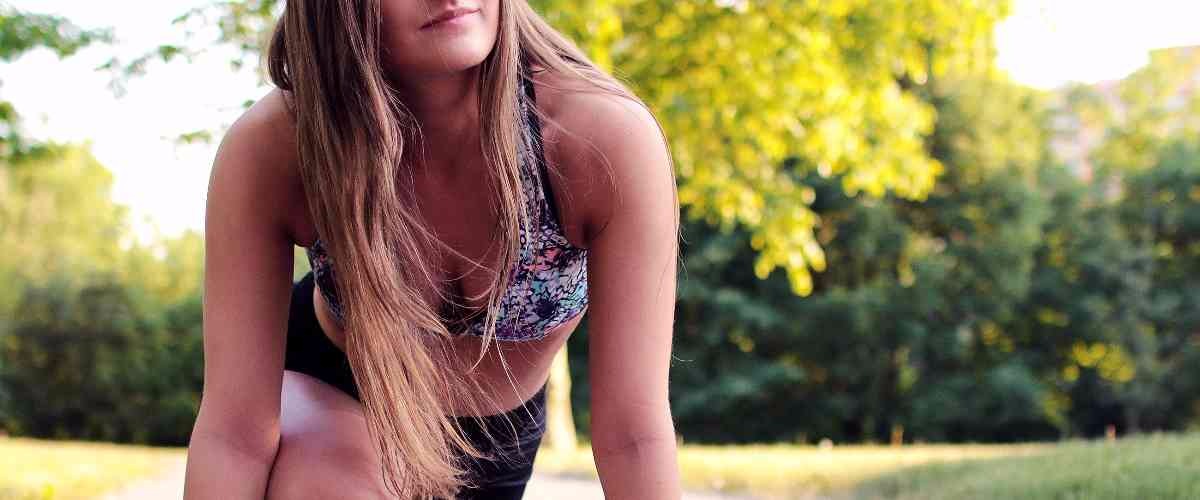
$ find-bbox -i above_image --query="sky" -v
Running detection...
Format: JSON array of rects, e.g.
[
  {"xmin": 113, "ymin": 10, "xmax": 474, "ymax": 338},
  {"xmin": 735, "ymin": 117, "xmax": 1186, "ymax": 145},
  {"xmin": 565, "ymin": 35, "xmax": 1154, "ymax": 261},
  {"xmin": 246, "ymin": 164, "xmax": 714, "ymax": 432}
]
[
  {"xmin": 2, "ymin": 0, "xmax": 267, "ymax": 246},
  {"xmin": 3, "ymin": 0, "xmax": 1200, "ymax": 245},
  {"xmin": 994, "ymin": 0, "xmax": 1200, "ymax": 88}
]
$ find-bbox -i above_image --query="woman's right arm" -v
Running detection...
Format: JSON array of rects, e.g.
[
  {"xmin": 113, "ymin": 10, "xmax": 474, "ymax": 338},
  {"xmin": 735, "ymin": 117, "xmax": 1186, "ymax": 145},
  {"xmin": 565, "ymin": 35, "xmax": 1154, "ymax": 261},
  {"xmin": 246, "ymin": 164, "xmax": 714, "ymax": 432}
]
[{"xmin": 184, "ymin": 90, "xmax": 299, "ymax": 499}]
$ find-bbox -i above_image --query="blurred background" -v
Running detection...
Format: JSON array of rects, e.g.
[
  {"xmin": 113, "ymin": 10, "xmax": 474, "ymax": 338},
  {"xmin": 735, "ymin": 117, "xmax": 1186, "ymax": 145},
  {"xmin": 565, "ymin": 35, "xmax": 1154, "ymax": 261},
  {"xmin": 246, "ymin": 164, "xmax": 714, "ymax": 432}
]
[{"xmin": 1, "ymin": 1, "xmax": 1198, "ymax": 499}]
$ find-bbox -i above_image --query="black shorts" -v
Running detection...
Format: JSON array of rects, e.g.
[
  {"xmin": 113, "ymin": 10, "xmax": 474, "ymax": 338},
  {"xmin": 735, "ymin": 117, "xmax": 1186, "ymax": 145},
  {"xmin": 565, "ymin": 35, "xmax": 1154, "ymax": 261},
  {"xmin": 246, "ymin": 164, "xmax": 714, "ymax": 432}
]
[{"xmin": 284, "ymin": 270, "xmax": 547, "ymax": 499}]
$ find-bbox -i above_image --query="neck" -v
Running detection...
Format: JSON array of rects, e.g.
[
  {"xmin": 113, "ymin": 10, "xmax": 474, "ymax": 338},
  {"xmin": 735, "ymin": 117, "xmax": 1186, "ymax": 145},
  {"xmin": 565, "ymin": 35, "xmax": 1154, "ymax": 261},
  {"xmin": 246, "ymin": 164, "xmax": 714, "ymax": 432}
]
[{"xmin": 390, "ymin": 65, "xmax": 483, "ymax": 173}]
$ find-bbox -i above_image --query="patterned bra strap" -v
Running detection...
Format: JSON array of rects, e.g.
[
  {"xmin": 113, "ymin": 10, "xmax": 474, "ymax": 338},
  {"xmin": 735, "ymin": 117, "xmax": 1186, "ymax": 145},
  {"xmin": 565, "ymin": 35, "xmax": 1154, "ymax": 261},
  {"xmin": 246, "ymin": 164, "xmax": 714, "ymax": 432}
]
[{"xmin": 519, "ymin": 61, "xmax": 563, "ymax": 226}]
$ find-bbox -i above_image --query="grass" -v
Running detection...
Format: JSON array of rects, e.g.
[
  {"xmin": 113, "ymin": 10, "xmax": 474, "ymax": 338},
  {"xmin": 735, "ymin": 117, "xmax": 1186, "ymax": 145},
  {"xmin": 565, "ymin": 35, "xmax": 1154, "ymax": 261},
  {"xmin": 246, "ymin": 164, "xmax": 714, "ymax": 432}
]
[
  {"xmin": 848, "ymin": 431, "xmax": 1200, "ymax": 500},
  {"xmin": 7, "ymin": 431, "xmax": 1200, "ymax": 499},
  {"xmin": 0, "ymin": 436, "xmax": 185, "ymax": 500},
  {"xmin": 534, "ymin": 439, "xmax": 1050, "ymax": 498},
  {"xmin": 533, "ymin": 432, "xmax": 1200, "ymax": 499}
]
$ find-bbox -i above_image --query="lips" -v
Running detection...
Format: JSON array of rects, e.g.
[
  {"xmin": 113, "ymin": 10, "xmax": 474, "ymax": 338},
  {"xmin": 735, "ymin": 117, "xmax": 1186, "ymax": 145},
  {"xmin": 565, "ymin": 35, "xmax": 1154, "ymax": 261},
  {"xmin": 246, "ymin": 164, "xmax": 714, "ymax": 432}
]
[{"xmin": 420, "ymin": 7, "xmax": 480, "ymax": 29}]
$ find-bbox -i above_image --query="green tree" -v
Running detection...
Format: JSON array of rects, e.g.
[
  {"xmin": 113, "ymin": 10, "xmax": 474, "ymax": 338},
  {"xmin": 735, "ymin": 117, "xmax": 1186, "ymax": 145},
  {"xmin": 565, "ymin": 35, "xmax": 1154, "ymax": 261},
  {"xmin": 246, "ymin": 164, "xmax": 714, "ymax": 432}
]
[
  {"xmin": 0, "ymin": 6, "xmax": 117, "ymax": 314},
  {"xmin": 0, "ymin": 143, "xmax": 208, "ymax": 444},
  {"xmin": 1046, "ymin": 45, "xmax": 1200, "ymax": 435},
  {"xmin": 1113, "ymin": 139, "xmax": 1200, "ymax": 433},
  {"xmin": 617, "ymin": 70, "xmax": 1058, "ymax": 443},
  {"xmin": 0, "ymin": 269, "xmax": 204, "ymax": 444},
  {"xmin": 0, "ymin": 145, "xmax": 130, "ymax": 319},
  {"xmin": 0, "ymin": 7, "xmax": 209, "ymax": 443},
  {"xmin": 1091, "ymin": 47, "xmax": 1200, "ymax": 174},
  {"xmin": 530, "ymin": 0, "xmax": 1010, "ymax": 295}
]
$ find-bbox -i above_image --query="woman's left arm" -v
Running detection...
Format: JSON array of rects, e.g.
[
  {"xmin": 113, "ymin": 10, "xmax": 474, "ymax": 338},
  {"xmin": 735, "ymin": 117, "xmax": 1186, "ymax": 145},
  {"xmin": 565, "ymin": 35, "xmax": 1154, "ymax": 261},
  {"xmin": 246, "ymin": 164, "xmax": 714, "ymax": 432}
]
[{"xmin": 554, "ymin": 90, "xmax": 681, "ymax": 499}]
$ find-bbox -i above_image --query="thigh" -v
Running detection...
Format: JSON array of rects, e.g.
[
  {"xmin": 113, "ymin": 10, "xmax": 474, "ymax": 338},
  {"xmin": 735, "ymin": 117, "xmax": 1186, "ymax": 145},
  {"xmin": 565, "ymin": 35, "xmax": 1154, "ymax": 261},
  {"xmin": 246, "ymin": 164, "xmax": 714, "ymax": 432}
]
[
  {"xmin": 266, "ymin": 370, "xmax": 388, "ymax": 500},
  {"xmin": 269, "ymin": 371, "xmax": 543, "ymax": 500}
]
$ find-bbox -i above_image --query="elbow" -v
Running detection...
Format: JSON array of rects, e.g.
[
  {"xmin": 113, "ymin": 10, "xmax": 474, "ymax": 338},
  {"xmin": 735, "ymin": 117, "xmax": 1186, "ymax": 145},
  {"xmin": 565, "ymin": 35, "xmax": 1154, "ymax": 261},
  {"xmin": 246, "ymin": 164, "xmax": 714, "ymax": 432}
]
[
  {"xmin": 589, "ymin": 403, "xmax": 678, "ymax": 458},
  {"xmin": 189, "ymin": 405, "xmax": 281, "ymax": 467},
  {"xmin": 591, "ymin": 429, "xmax": 679, "ymax": 459},
  {"xmin": 183, "ymin": 416, "xmax": 280, "ymax": 499}
]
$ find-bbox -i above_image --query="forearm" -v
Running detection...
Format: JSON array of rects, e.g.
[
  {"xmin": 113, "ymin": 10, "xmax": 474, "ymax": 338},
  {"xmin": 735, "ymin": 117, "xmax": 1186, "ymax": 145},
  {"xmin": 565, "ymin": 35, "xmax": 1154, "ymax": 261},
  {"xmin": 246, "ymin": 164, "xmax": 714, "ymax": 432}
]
[
  {"xmin": 592, "ymin": 419, "xmax": 682, "ymax": 499},
  {"xmin": 183, "ymin": 429, "xmax": 279, "ymax": 499}
]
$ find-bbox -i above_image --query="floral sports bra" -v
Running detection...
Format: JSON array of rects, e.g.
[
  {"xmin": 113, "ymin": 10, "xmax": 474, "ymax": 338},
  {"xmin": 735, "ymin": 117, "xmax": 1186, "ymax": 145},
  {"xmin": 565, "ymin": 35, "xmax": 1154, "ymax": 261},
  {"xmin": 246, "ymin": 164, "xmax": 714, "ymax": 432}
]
[{"xmin": 305, "ymin": 67, "xmax": 589, "ymax": 342}]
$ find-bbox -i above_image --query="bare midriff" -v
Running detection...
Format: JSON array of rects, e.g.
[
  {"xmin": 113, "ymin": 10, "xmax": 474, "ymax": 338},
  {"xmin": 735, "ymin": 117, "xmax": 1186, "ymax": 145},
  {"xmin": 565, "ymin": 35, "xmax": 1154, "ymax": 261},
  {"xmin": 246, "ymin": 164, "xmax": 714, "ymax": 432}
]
[{"xmin": 311, "ymin": 282, "xmax": 584, "ymax": 417}]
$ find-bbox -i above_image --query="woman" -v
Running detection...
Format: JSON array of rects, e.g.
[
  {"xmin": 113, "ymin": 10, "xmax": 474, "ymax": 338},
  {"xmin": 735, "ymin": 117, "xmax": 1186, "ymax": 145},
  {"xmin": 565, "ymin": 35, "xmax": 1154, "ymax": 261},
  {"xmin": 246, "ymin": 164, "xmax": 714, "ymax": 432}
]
[{"xmin": 184, "ymin": 1, "xmax": 681, "ymax": 499}]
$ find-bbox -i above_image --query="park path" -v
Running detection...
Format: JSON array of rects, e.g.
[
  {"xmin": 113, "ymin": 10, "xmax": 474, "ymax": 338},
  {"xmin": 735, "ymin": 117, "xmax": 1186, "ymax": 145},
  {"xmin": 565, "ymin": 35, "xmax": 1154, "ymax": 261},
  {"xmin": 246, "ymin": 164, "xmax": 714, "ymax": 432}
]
[{"xmin": 100, "ymin": 455, "xmax": 759, "ymax": 500}]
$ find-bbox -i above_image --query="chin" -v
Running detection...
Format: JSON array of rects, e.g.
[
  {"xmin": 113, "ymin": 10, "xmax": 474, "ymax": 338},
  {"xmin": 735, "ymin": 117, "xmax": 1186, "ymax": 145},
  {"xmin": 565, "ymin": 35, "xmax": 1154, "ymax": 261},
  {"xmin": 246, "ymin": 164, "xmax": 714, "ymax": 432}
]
[
  {"xmin": 383, "ymin": 6, "xmax": 499, "ymax": 80},
  {"xmin": 409, "ymin": 41, "xmax": 494, "ymax": 75}
]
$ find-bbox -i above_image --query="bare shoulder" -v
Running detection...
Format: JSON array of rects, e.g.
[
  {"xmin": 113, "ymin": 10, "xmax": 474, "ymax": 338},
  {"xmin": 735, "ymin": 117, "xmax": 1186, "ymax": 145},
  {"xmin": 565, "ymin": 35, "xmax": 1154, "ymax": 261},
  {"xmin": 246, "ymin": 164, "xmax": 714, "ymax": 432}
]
[
  {"xmin": 529, "ymin": 69, "xmax": 675, "ymax": 244},
  {"xmin": 209, "ymin": 87, "xmax": 308, "ymax": 244},
  {"xmin": 530, "ymin": 69, "xmax": 666, "ymax": 166},
  {"xmin": 219, "ymin": 87, "xmax": 299, "ymax": 180}
]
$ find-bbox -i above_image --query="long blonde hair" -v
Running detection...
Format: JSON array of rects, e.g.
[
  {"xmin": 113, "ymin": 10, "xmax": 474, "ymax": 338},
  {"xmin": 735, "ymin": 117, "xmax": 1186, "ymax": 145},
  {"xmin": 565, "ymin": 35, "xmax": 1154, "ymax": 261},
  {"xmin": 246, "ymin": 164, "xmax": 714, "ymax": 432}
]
[{"xmin": 266, "ymin": 1, "xmax": 653, "ymax": 497}]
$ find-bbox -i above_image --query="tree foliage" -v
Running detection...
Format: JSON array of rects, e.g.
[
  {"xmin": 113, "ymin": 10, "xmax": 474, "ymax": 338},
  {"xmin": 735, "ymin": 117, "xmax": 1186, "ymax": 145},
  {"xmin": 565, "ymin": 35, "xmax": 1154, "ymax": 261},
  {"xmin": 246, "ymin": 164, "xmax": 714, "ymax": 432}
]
[
  {"xmin": 530, "ymin": 0, "xmax": 1010, "ymax": 295},
  {"xmin": 0, "ymin": 143, "xmax": 208, "ymax": 442},
  {"xmin": 0, "ymin": 7, "xmax": 109, "ymax": 62},
  {"xmin": 0, "ymin": 146, "xmax": 130, "ymax": 311},
  {"xmin": 0, "ymin": 7, "xmax": 109, "ymax": 160},
  {"xmin": 0, "ymin": 7, "xmax": 204, "ymax": 443}
]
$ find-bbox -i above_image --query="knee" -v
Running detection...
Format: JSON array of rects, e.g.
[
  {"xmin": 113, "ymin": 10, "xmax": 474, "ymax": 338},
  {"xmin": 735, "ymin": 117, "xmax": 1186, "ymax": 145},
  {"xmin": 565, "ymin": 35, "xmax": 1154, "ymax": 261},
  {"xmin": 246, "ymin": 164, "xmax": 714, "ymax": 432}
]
[{"xmin": 266, "ymin": 431, "xmax": 388, "ymax": 500}]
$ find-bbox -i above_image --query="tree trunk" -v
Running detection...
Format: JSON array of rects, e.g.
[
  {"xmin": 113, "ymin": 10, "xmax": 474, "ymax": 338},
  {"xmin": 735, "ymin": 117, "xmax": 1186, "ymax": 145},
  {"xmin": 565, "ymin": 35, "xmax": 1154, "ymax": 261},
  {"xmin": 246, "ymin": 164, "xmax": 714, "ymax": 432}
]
[{"xmin": 542, "ymin": 344, "xmax": 577, "ymax": 452}]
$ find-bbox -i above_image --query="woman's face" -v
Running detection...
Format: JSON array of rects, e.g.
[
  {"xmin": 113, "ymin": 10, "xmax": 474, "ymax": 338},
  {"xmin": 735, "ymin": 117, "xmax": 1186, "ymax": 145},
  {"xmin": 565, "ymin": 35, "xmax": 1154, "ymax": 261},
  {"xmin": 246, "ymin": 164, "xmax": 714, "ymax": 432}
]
[{"xmin": 379, "ymin": 0, "xmax": 501, "ymax": 79}]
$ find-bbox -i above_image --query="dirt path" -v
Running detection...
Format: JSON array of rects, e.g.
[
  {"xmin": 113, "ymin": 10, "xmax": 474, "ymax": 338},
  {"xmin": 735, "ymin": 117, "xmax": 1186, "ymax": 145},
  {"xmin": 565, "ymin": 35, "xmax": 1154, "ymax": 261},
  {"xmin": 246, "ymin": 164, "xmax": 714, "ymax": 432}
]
[{"xmin": 100, "ymin": 456, "xmax": 759, "ymax": 499}]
